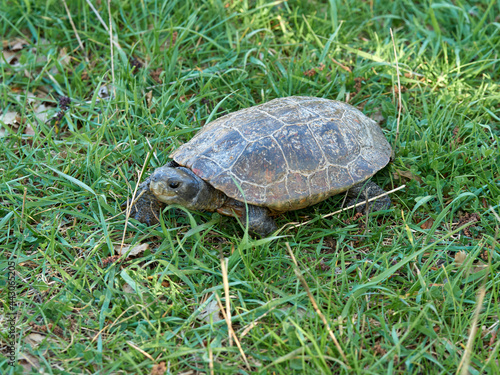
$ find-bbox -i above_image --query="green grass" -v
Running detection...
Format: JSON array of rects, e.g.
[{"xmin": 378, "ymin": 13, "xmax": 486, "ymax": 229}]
[{"xmin": 1, "ymin": 0, "xmax": 499, "ymax": 373}]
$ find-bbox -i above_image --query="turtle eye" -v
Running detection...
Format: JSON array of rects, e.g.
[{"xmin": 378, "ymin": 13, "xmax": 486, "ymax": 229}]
[{"xmin": 169, "ymin": 181, "xmax": 180, "ymax": 189}]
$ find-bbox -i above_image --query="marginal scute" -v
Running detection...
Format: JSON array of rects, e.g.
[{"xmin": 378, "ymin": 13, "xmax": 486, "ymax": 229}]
[
  {"xmin": 190, "ymin": 157, "xmax": 220, "ymax": 181},
  {"xmin": 349, "ymin": 156, "xmax": 377, "ymax": 181},
  {"xmin": 286, "ymin": 172, "xmax": 309, "ymax": 195},
  {"xmin": 172, "ymin": 123, "xmax": 227, "ymax": 165},
  {"xmin": 173, "ymin": 96, "xmax": 391, "ymax": 210},
  {"xmin": 310, "ymin": 168, "xmax": 329, "ymax": 194},
  {"xmin": 328, "ymin": 165, "xmax": 354, "ymax": 189},
  {"xmin": 210, "ymin": 171, "xmax": 241, "ymax": 199},
  {"xmin": 239, "ymin": 181, "xmax": 266, "ymax": 203},
  {"xmin": 265, "ymin": 179, "xmax": 290, "ymax": 211}
]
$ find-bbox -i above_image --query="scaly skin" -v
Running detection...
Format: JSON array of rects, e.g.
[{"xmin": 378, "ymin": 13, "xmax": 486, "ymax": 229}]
[
  {"xmin": 129, "ymin": 177, "xmax": 164, "ymax": 225},
  {"xmin": 130, "ymin": 165, "xmax": 389, "ymax": 236},
  {"xmin": 130, "ymin": 163, "xmax": 278, "ymax": 236},
  {"xmin": 346, "ymin": 181, "xmax": 391, "ymax": 212}
]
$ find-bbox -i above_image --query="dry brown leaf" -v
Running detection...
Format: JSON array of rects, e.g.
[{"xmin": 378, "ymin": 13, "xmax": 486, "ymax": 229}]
[
  {"xmin": 13, "ymin": 91, "xmax": 37, "ymax": 105},
  {"xmin": 146, "ymin": 275, "xmax": 170, "ymax": 287},
  {"xmin": 0, "ymin": 111, "xmax": 20, "ymax": 137},
  {"xmin": 25, "ymin": 123, "xmax": 36, "ymax": 136},
  {"xmin": 369, "ymin": 110, "xmax": 385, "ymax": 124},
  {"xmin": 1, "ymin": 111, "xmax": 19, "ymax": 126},
  {"xmin": 101, "ymin": 255, "xmax": 121, "ymax": 267},
  {"xmin": 98, "ymin": 85, "xmax": 110, "ymax": 99},
  {"xmin": 115, "ymin": 243, "xmax": 149, "ymax": 257},
  {"xmin": 150, "ymin": 67, "xmax": 163, "ymax": 83},
  {"xmin": 456, "ymin": 212, "xmax": 481, "ymax": 237},
  {"xmin": 59, "ymin": 47, "xmax": 71, "ymax": 66},
  {"xmin": 151, "ymin": 362, "xmax": 167, "ymax": 375},
  {"xmin": 2, "ymin": 49, "xmax": 19, "ymax": 65},
  {"xmin": 34, "ymin": 103, "xmax": 54, "ymax": 124},
  {"xmin": 8, "ymin": 37, "xmax": 29, "ymax": 51},
  {"xmin": 198, "ymin": 297, "xmax": 223, "ymax": 323},
  {"xmin": 420, "ymin": 217, "xmax": 434, "ymax": 230},
  {"xmin": 145, "ymin": 91, "xmax": 153, "ymax": 108},
  {"xmin": 455, "ymin": 250, "xmax": 488, "ymax": 274},
  {"xmin": 19, "ymin": 352, "xmax": 40, "ymax": 373},
  {"xmin": 123, "ymin": 283, "xmax": 136, "ymax": 294},
  {"xmin": 393, "ymin": 169, "xmax": 423, "ymax": 183},
  {"xmin": 160, "ymin": 31, "xmax": 178, "ymax": 51},
  {"xmin": 24, "ymin": 333, "xmax": 46, "ymax": 348},
  {"xmin": 455, "ymin": 251, "xmax": 467, "ymax": 267}
]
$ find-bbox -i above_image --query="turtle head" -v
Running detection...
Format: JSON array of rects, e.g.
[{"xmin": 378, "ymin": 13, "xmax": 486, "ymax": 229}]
[
  {"xmin": 149, "ymin": 166, "xmax": 201, "ymax": 208},
  {"xmin": 149, "ymin": 166, "xmax": 225, "ymax": 211}
]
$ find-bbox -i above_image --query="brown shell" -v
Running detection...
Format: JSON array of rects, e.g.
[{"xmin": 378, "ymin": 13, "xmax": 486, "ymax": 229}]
[{"xmin": 171, "ymin": 96, "xmax": 392, "ymax": 212}]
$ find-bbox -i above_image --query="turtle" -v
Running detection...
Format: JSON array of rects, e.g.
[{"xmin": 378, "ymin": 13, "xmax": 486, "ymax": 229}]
[{"xmin": 130, "ymin": 96, "xmax": 392, "ymax": 236}]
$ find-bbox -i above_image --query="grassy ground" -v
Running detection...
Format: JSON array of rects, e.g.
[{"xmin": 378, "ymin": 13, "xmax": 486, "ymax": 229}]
[{"xmin": 1, "ymin": 0, "xmax": 499, "ymax": 373}]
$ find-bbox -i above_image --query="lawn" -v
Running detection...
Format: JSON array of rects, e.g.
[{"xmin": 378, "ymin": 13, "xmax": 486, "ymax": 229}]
[{"xmin": 1, "ymin": 0, "xmax": 499, "ymax": 374}]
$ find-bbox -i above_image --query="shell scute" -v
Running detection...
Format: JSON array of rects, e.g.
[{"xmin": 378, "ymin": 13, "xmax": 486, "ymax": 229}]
[
  {"xmin": 273, "ymin": 124, "xmax": 324, "ymax": 174},
  {"xmin": 328, "ymin": 165, "xmax": 354, "ymax": 189},
  {"xmin": 231, "ymin": 136, "xmax": 287, "ymax": 186},
  {"xmin": 308, "ymin": 118, "xmax": 360, "ymax": 165}
]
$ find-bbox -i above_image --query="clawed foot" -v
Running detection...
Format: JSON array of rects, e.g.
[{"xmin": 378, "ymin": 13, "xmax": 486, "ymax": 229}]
[
  {"xmin": 346, "ymin": 181, "xmax": 391, "ymax": 213},
  {"xmin": 125, "ymin": 181, "xmax": 163, "ymax": 225}
]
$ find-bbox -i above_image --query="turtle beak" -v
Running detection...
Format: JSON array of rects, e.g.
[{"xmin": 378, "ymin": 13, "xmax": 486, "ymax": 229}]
[
  {"xmin": 149, "ymin": 167, "xmax": 198, "ymax": 204},
  {"xmin": 150, "ymin": 169, "xmax": 181, "ymax": 201}
]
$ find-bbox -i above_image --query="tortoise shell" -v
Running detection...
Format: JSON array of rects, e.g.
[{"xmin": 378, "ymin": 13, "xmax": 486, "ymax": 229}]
[{"xmin": 171, "ymin": 96, "xmax": 391, "ymax": 212}]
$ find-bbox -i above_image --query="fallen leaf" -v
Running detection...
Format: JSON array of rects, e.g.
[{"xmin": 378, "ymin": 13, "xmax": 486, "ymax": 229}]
[
  {"xmin": 34, "ymin": 103, "xmax": 54, "ymax": 124},
  {"xmin": 24, "ymin": 333, "xmax": 45, "ymax": 348},
  {"xmin": 147, "ymin": 275, "xmax": 170, "ymax": 287},
  {"xmin": 393, "ymin": 169, "xmax": 423, "ymax": 183},
  {"xmin": 456, "ymin": 212, "xmax": 481, "ymax": 237},
  {"xmin": 145, "ymin": 91, "xmax": 153, "ymax": 108},
  {"xmin": 455, "ymin": 250, "xmax": 488, "ymax": 274},
  {"xmin": 2, "ymin": 49, "xmax": 19, "ymax": 65},
  {"xmin": 123, "ymin": 283, "xmax": 136, "ymax": 294},
  {"xmin": 25, "ymin": 123, "xmax": 35, "ymax": 136},
  {"xmin": 98, "ymin": 85, "xmax": 110, "ymax": 99},
  {"xmin": 101, "ymin": 255, "xmax": 121, "ymax": 267},
  {"xmin": 9, "ymin": 37, "xmax": 29, "ymax": 51},
  {"xmin": 369, "ymin": 110, "xmax": 385, "ymax": 124},
  {"xmin": 160, "ymin": 31, "xmax": 178, "ymax": 51},
  {"xmin": 114, "ymin": 243, "xmax": 149, "ymax": 257},
  {"xmin": 150, "ymin": 67, "xmax": 163, "ymax": 83},
  {"xmin": 303, "ymin": 67, "xmax": 317, "ymax": 77},
  {"xmin": 13, "ymin": 91, "xmax": 37, "ymax": 105},
  {"xmin": 0, "ymin": 111, "xmax": 20, "ymax": 136},
  {"xmin": 198, "ymin": 297, "xmax": 223, "ymax": 323},
  {"xmin": 19, "ymin": 352, "xmax": 40, "ymax": 374},
  {"xmin": 151, "ymin": 361, "xmax": 167, "ymax": 375},
  {"xmin": 455, "ymin": 251, "xmax": 467, "ymax": 267},
  {"xmin": 420, "ymin": 217, "xmax": 434, "ymax": 230},
  {"xmin": 59, "ymin": 47, "xmax": 71, "ymax": 66},
  {"xmin": 1, "ymin": 111, "xmax": 19, "ymax": 126}
]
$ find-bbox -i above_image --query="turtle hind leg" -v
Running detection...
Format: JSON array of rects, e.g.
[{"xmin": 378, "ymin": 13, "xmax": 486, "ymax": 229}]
[
  {"xmin": 346, "ymin": 181, "xmax": 391, "ymax": 213},
  {"xmin": 244, "ymin": 204, "xmax": 278, "ymax": 237}
]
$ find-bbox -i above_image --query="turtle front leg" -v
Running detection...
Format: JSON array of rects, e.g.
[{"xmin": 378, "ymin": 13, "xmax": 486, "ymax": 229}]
[
  {"xmin": 219, "ymin": 201, "xmax": 277, "ymax": 236},
  {"xmin": 346, "ymin": 181, "xmax": 391, "ymax": 213},
  {"xmin": 128, "ymin": 177, "xmax": 164, "ymax": 225},
  {"xmin": 244, "ymin": 204, "xmax": 278, "ymax": 237}
]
